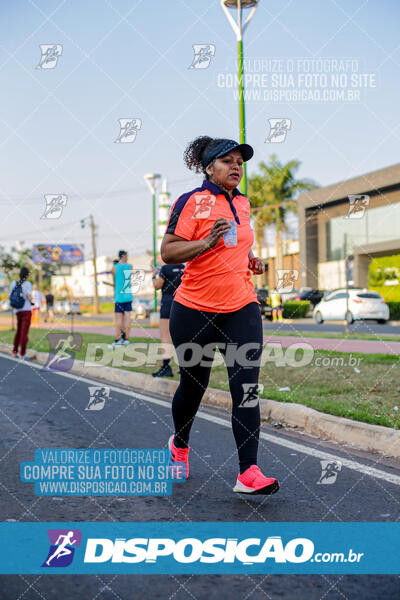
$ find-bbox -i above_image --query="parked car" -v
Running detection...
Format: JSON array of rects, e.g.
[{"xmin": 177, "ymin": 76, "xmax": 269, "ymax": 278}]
[
  {"xmin": 313, "ymin": 289, "xmax": 389, "ymax": 324},
  {"xmin": 256, "ymin": 289, "xmax": 272, "ymax": 320},
  {"xmin": 54, "ymin": 300, "xmax": 81, "ymax": 315},
  {"xmin": 293, "ymin": 289, "xmax": 324, "ymax": 308},
  {"xmin": 279, "ymin": 289, "xmax": 299, "ymax": 304},
  {"xmin": 132, "ymin": 298, "xmax": 155, "ymax": 319}
]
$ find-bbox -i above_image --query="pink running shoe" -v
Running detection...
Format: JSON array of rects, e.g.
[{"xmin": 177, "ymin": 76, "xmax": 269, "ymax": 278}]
[
  {"xmin": 168, "ymin": 435, "xmax": 189, "ymax": 479},
  {"xmin": 233, "ymin": 465, "xmax": 280, "ymax": 495}
]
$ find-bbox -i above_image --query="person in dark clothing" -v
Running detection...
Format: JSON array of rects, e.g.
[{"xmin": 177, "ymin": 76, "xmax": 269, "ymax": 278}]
[
  {"xmin": 152, "ymin": 262, "xmax": 184, "ymax": 377},
  {"xmin": 44, "ymin": 290, "xmax": 54, "ymax": 323}
]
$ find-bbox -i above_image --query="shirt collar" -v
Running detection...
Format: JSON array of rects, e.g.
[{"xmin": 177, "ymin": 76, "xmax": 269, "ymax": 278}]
[
  {"xmin": 201, "ymin": 179, "xmax": 241, "ymax": 225},
  {"xmin": 201, "ymin": 179, "xmax": 241, "ymax": 198}
]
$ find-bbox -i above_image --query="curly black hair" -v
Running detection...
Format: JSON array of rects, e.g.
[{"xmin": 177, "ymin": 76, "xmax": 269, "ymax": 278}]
[{"xmin": 183, "ymin": 136, "xmax": 227, "ymax": 177}]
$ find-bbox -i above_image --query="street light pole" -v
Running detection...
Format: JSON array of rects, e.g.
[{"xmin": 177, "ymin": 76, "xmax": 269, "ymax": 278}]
[
  {"xmin": 221, "ymin": 0, "xmax": 259, "ymax": 196},
  {"xmin": 89, "ymin": 215, "xmax": 100, "ymax": 315},
  {"xmin": 144, "ymin": 173, "xmax": 161, "ymax": 312}
]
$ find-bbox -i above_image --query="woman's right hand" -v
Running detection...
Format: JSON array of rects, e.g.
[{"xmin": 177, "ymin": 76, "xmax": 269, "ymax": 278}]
[{"xmin": 205, "ymin": 218, "xmax": 232, "ymax": 249}]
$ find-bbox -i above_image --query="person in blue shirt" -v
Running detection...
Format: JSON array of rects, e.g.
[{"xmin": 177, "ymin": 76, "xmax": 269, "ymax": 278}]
[{"xmin": 112, "ymin": 250, "xmax": 133, "ymax": 346}]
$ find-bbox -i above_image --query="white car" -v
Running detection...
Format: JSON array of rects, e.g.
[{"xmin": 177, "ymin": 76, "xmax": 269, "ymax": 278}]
[
  {"xmin": 313, "ymin": 288, "xmax": 390, "ymax": 325},
  {"xmin": 54, "ymin": 300, "xmax": 81, "ymax": 315},
  {"xmin": 131, "ymin": 298, "xmax": 151, "ymax": 319}
]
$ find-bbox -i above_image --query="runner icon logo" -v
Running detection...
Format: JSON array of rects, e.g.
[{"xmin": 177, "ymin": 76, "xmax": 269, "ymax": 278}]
[
  {"xmin": 317, "ymin": 460, "xmax": 342, "ymax": 485},
  {"xmin": 43, "ymin": 333, "xmax": 82, "ymax": 372},
  {"xmin": 86, "ymin": 386, "xmax": 110, "ymax": 411},
  {"xmin": 115, "ymin": 118, "xmax": 142, "ymax": 144},
  {"xmin": 265, "ymin": 119, "xmax": 291, "ymax": 143},
  {"xmin": 276, "ymin": 269, "xmax": 298, "ymax": 293},
  {"xmin": 120, "ymin": 269, "xmax": 145, "ymax": 294},
  {"xmin": 42, "ymin": 529, "xmax": 82, "ymax": 567},
  {"xmin": 41, "ymin": 194, "xmax": 67, "ymax": 219},
  {"xmin": 188, "ymin": 44, "xmax": 216, "ymax": 69},
  {"xmin": 192, "ymin": 194, "xmax": 216, "ymax": 219},
  {"xmin": 36, "ymin": 45, "xmax": 63, "ymax": 69},
  {"xmin": 344, "ymin": 194, "xmax": 370, "ymax": 219},
  {"xmin": 239, "ymin": 383, "xmax": 264, "ymax": 408}
]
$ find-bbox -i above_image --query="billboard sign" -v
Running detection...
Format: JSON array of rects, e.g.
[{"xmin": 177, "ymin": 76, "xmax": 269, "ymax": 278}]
[{"xmin": 33, "ymin": 244, "xmax": 84, "ymax": 264}]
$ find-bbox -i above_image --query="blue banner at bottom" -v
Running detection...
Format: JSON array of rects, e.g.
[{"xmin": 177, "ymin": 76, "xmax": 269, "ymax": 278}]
[{"xmin": 0, "ymin": 522, "xmax": 398, "ymax": 574}]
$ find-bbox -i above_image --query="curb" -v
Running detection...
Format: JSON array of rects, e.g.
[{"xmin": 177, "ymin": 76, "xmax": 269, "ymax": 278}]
[{"xmin": 2, "ymin": 343, "xmax": 399, "ymax": 460}]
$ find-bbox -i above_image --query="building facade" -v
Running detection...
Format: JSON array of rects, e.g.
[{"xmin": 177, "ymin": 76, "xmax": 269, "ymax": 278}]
[
  {"xmin": 298, "ymin": 163, "xmax": 400, "ymax": 291},
  {"xmin": 260, "ymin": 240, "xmax": 300, "ymax": 290}
]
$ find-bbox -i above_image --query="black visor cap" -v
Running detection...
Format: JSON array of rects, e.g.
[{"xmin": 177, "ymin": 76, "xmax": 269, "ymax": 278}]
[{"xmin": 202, "ymin": 139, "xmax": 254, "ymax": 168}]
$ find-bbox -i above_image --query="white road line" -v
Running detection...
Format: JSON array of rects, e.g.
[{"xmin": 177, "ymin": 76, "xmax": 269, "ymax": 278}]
[{"xmin": 2, "ymin": 352, "xmax": 400, "ymax": 486}]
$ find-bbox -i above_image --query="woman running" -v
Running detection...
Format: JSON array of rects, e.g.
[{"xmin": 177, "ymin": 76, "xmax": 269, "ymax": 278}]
[{"xmin": 161, "ymin": 136, "xmax": 280, "ymax": 496}]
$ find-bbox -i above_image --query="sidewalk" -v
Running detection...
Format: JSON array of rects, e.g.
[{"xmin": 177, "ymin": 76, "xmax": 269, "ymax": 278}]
[
  {"xmin": 262, "ymin": 333, "xmax": 400, "ymax": 355},
  {"xmin": 1, "ymin": 315, "xmax": 399, "ymax": 354}
]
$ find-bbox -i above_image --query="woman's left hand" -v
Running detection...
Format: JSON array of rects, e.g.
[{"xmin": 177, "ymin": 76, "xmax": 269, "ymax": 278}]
[{"xmin": 248, "ymin": 257, "xmax": 265, "ymax": 274}]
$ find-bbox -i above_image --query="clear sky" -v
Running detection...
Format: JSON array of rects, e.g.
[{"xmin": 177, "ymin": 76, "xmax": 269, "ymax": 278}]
[{"xmin": 1, "ymin": 0, "xmax": 399, "ymax": 259}]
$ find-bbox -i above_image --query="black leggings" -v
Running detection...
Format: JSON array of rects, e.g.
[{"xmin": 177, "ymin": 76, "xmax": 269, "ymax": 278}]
[{"xmin": 169, "ymin": 300, "xmax": 263, "ymax": 473}]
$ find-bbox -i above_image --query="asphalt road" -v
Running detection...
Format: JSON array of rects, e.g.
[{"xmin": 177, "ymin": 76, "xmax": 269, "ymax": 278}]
[{"xmin": 0, "ymin": 354, "xmax": 399, "ymax": 599}]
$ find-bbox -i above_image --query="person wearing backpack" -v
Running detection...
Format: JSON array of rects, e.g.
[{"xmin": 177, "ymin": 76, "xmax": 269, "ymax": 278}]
[{"xmin": 8, "ymin": 267, "xmax": 33, "ymax": 359}]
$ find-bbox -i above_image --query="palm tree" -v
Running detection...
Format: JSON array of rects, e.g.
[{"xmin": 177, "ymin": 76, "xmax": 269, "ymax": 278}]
[{"xmin": 248, "ymin": 155, "xmax": 318, "ymax": 286}]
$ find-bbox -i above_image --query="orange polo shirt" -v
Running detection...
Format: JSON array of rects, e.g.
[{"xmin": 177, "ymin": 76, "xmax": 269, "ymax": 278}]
[{"xmin": 165, "ymin": 179, "xmax": 259, "ymax": 313}]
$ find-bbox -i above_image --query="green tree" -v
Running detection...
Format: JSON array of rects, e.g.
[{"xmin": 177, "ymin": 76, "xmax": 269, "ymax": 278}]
[
  {"xmin": 248, "ymin": 155, "xmax": 318, "ymax": 284},
  {"xmin": 0, "ymin": 245, "xmax": 35, "ymax": 283},
  {"xmin": 0, "ymin": 245, "xmax": 57, "ymax": 290}
]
